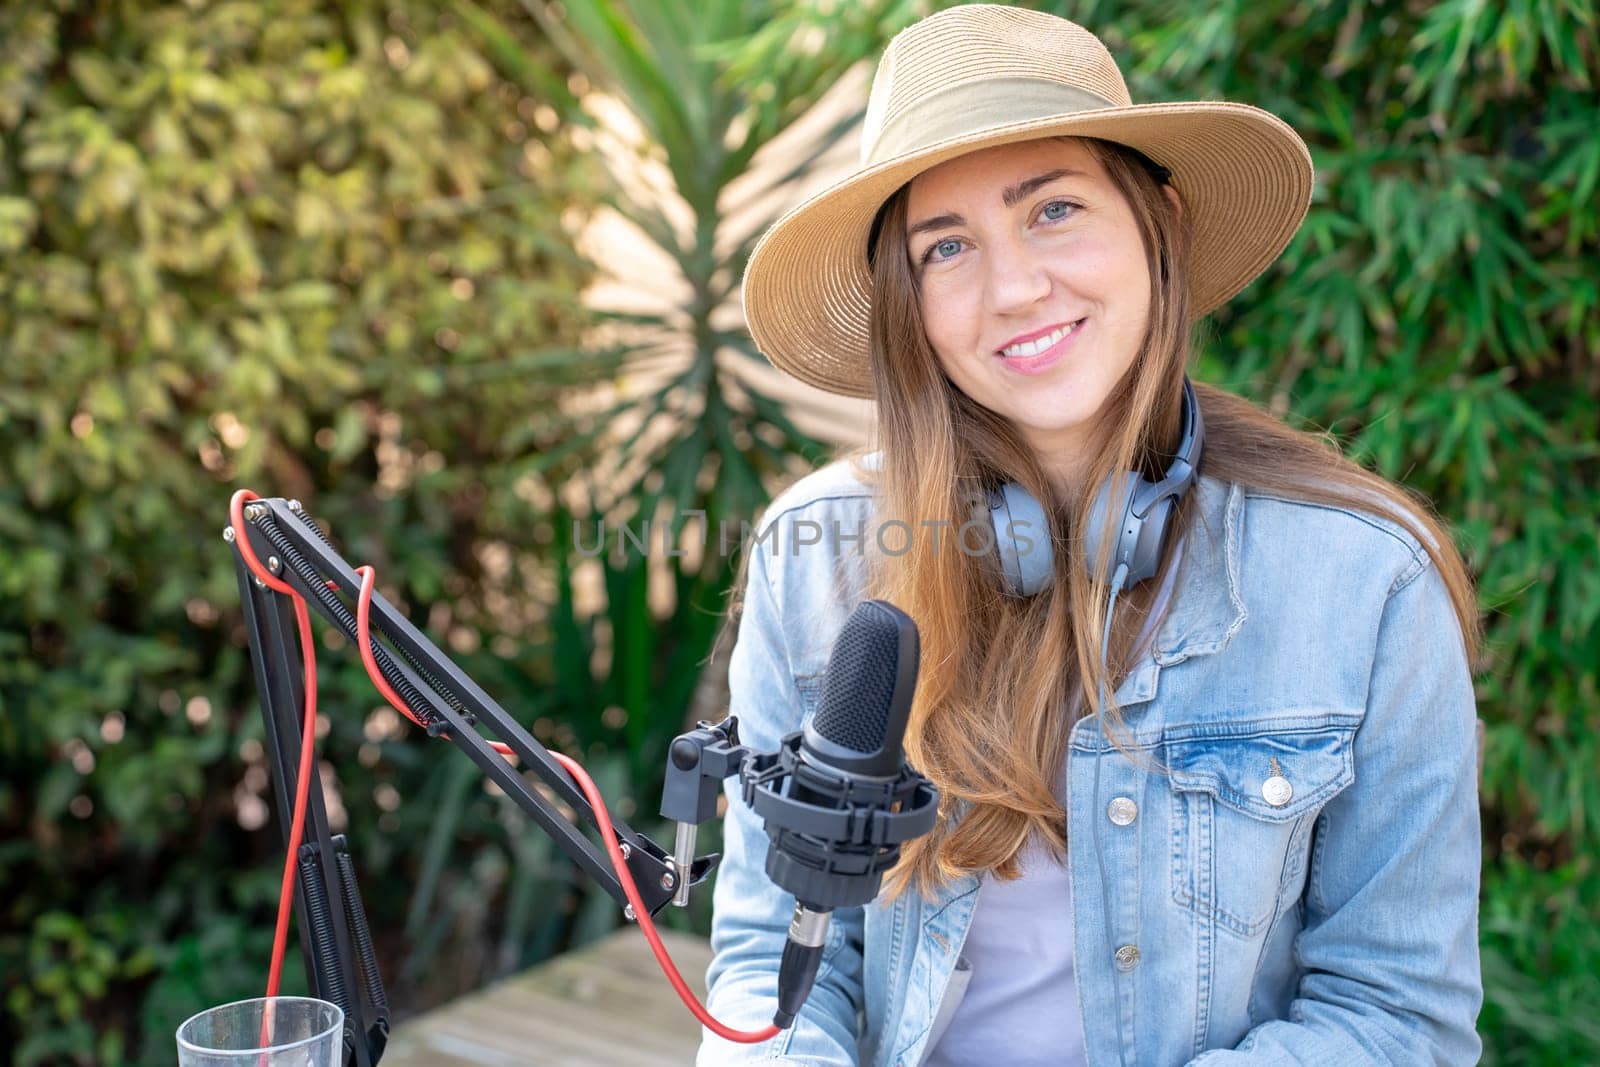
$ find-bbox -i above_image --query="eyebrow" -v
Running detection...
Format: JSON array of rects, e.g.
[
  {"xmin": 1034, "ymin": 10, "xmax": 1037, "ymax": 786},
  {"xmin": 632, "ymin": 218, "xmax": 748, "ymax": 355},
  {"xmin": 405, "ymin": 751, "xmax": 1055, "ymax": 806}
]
[{"xmin": 905, "ymin": 168, "xmax": 1085, "ymax": 241}]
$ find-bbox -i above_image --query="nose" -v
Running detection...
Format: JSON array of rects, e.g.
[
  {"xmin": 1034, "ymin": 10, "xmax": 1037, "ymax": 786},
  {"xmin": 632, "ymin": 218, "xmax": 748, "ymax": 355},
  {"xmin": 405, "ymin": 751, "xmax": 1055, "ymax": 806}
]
[{"xmin": 983, "ymin": 235, "xmax": 1051, "ymax": 317}]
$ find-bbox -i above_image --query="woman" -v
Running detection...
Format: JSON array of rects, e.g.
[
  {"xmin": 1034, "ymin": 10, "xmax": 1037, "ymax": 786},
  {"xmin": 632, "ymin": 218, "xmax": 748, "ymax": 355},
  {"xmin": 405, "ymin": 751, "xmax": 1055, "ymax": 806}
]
[{"xmin": 700, "ymin": 6, "xmax": 1483, "ymax": 1065}]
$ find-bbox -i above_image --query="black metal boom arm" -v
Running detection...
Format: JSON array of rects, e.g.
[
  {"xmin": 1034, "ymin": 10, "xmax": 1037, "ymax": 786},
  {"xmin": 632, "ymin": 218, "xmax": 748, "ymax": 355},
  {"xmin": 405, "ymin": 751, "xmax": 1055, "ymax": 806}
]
[{"xmin": 228, "ymin": 495, "xmax": 715, "ymax": 1066}]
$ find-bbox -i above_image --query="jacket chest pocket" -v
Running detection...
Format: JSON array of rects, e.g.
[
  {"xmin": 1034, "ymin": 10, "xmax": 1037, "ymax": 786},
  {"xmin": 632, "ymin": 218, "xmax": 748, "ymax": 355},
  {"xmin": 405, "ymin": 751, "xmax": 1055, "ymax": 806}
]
[{"xmin": 1165, "ymin": 719, "xmax": 1357, "ymax": 939}]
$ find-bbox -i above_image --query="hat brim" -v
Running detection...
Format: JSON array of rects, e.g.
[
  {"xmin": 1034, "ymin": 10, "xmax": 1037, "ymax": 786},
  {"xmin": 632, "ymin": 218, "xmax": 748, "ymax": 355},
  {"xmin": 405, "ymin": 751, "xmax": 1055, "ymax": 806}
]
[{"xmin": 742, "ymin": 101, "xmax": 1313, "ymax": 400}]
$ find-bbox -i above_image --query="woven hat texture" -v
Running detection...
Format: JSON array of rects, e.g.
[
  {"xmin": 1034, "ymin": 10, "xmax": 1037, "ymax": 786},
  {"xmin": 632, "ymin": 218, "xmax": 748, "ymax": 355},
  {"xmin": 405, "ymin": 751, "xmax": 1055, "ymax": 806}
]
[{"xmin": 741, "ymin": 4, "xmax": 1314, "ymax": 398}]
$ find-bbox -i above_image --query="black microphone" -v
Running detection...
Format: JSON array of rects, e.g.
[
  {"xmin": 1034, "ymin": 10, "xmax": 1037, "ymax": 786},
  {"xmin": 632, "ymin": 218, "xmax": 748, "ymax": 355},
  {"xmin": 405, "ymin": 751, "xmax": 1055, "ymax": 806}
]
[{"xmin": 740, "ymin": 599, "xmax": 939, "ymax": 1030}]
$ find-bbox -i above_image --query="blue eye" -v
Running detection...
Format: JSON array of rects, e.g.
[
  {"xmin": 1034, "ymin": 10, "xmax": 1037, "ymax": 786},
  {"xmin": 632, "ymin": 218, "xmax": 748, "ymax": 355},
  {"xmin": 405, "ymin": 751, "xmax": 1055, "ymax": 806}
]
[
  {"xmin": 918, "ymin": 237, "xmax": 963, "ymax": 266},
  {"xmin": 921, "ymin": 199, "xmax": 1081, "ymax": 267}
]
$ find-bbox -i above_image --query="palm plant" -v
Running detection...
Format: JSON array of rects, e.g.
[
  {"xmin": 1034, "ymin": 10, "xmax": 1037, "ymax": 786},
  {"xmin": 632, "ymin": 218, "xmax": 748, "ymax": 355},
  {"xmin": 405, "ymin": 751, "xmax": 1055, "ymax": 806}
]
[
  {"xmin": 383, "ymin": 0, "xmax": 928, "ymax": 969},
  {"xmin": 486, "ymin": 0, "xmax": 1597, "ymax": 1057}
]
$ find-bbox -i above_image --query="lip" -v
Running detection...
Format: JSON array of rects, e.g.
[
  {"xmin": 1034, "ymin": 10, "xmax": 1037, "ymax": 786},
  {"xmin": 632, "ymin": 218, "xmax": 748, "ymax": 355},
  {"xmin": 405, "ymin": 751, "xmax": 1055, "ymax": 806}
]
[
  {"xmin": 992, "ymin": 319, "xmax": 1081, "ymax": 351},
  {"xmin": 995, "ymin": 318, "xmax": 1085, "ymax": 375}
]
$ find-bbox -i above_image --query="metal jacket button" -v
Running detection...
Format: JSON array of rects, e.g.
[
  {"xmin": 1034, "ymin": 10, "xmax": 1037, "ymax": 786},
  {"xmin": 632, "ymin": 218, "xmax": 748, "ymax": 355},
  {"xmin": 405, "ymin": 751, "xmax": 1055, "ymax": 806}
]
[
  {"xmin": 1114, "ymin": 944, "xmax": 1141, "ymax": 971},
  {"xmin": 1262, "ymin": 775, "xmax": 1293, "ymax": 807},
  {"xmin": 1107, "ymin": 796, "xmax": 1138, "ymax": 826}
]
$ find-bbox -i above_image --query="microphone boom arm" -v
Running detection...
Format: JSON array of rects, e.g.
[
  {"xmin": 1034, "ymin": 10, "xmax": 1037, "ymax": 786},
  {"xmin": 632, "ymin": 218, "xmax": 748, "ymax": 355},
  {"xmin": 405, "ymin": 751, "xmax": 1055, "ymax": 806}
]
[{"xmin": 230, "ymin": 496, "xmax": 718, "ymax": 1065}]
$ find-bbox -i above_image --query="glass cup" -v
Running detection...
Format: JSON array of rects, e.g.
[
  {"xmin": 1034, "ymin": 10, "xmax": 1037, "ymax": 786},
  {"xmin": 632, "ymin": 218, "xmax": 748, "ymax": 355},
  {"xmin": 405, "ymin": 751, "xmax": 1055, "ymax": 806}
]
[{"xmin": 176, "ymin": 996, "xmax": 343, "ymax": 1067}]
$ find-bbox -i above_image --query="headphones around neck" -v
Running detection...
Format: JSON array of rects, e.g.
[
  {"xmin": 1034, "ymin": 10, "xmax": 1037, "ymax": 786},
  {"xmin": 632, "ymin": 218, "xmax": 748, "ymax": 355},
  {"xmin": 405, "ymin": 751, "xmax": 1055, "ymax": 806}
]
[
  {"xmin": 985, "ymin": 376, "xmax": 1205, "ymax": 597},
  {"xmin": 975, "ymin": 376, "xmax": 1204, "ymax": 1067}
]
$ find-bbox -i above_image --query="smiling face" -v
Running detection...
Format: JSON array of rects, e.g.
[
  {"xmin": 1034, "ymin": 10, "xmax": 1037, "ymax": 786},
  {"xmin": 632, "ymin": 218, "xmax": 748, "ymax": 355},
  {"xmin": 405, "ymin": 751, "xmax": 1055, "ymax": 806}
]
[{"xmin": 905, "ymin": 137, "xmax": 1159, "ymax": 493}]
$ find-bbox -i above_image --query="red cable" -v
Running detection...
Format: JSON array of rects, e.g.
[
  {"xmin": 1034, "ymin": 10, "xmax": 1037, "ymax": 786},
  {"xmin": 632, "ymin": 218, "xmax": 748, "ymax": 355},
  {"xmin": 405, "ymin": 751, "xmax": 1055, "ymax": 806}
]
[
  {"xmin": 544, "ymin": 749, "xmax": 781, "ymax": 1044},
  {"xmin": 230, "ymin": 490, "xmax": 779, "ymax": 1045},
  {"xmin": 230, "ymin": 490, "xmax": 316, "ymax": 1006},
  {"xmin": 351, "ymin": 565, "xmax": 777, "ymax": 1044},
  {"xmin": 352, "ymin": 565, "xmax": 515, "ymax": 759}
]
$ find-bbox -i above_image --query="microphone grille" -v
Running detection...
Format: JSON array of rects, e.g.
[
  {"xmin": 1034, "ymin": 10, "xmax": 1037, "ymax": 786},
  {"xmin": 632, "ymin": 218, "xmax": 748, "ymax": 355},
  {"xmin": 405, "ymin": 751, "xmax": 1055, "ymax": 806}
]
[{"xmin": 813, "ymin": 601, "xmax": 901, "ymax": 754}]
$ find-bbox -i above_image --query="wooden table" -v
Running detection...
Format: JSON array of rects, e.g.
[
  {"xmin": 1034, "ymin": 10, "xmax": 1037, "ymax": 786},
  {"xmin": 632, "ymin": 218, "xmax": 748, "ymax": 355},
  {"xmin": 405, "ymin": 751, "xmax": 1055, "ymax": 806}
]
[{"xmin": 379, "ymin": 929, "xmax": 714, "ymax": 1066}]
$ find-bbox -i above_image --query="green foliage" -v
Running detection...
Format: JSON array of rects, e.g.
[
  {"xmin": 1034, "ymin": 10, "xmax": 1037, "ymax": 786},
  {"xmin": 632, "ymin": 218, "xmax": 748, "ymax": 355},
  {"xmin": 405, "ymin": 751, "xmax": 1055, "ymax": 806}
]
[
  {"xmin": 462, "ymin": 0, "xmax": 877, "ymax": 523},
  {"xmin": 2, "ymin": 0, "xmax": 1593, "ymax": 1063},
  {"xmin": 1044, "ymin": 0, "xmax": 1596, "ymax": 1060},
  {"xmin": 567, "ymin": 0, "xmax": 1598, "ymax": 1060},
  {"xmin": 0, "ymin": 0, "xmax": 607, "ymax": 1062}
]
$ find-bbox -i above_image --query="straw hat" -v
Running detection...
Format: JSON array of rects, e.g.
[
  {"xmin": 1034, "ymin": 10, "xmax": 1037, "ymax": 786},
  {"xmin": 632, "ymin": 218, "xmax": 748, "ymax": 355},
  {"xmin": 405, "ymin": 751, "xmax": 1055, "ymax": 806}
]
[{"xmin": 741, "ymin": 4, "xmax": 1313, "ymax": 400}]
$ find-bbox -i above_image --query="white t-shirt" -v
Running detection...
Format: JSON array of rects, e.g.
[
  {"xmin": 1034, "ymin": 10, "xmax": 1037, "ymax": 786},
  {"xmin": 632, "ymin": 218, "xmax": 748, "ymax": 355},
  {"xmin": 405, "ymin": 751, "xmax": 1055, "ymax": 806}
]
[{"xmin": 921, "ymin": 540, "xmax": 1184, "ymax": 1067}]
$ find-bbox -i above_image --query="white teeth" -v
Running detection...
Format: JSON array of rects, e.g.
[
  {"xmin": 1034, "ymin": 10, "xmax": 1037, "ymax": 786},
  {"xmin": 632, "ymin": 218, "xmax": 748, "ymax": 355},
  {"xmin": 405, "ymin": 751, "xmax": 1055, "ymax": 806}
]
[{"xmin": 1000, "ymin": 320, "xmax": 1080, "ymax": 359}]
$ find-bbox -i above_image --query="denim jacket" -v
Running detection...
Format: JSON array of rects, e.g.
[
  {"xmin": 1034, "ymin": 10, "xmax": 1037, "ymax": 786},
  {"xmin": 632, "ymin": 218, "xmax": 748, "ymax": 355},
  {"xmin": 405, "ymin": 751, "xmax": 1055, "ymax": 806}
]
[{"xmin": 698, "ymin": 457, "xmax": 1482, "ymax": 1066}]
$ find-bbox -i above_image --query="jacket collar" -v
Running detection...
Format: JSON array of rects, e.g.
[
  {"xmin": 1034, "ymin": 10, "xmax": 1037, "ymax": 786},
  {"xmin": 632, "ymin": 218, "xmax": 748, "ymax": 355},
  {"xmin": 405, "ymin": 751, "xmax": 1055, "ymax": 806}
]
[{"xmin": 1115, "ymin": 473, "xmax": 1248, "ymax": 708}]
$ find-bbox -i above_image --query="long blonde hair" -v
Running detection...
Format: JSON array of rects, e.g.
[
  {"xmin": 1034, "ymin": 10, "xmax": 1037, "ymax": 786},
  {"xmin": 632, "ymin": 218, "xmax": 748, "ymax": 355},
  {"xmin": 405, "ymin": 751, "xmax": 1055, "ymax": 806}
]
[{"xmin": 728, "ymin": 135, "xmax": 1481, "ymax": 902}]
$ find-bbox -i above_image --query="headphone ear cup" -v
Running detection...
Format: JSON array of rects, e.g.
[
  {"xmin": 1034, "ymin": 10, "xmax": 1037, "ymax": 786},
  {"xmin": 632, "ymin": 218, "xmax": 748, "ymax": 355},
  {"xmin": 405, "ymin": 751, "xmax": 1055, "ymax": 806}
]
[
  {"xmin": 1087, "ymin": 473, "xmax": 1178, "ymax": 586},
  {"xmin": 1085, "ymin": 470, "xmax": 1142, "ymax": 584},
  {"xmin": 1128, "ymin": 494, "xmax": 1174, "ymax": 586},
  {"xmin": 987, "ymin": 482, "xmax": 1053, "ymax": 597}
]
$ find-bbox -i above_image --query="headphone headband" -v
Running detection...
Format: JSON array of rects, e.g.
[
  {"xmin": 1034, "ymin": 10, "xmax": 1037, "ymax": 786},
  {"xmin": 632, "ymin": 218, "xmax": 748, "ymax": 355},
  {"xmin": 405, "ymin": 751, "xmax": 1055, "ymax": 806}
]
[{"xmin": 1132, "ymin": 376, "xmax": 1204, "ymax": 519}]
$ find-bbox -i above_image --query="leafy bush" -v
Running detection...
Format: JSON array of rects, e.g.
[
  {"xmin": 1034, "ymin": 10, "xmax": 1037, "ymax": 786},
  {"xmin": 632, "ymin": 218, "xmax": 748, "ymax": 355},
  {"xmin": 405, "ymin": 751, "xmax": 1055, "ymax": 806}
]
[
  {"xmin": 546, "ymin": 1, "xmax": 1600, "ymax": 1061},
  {"xmin": 1060, "ymin": 1, "xmax": 1598, "ymax": 1061},
  {"xmin": 2, "ymin": 0, "xmax": 1594, "ymax": 1064},
  {"xmin": 0, "ymin": 2, "xmax": 605, "ymax": 1062}
]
